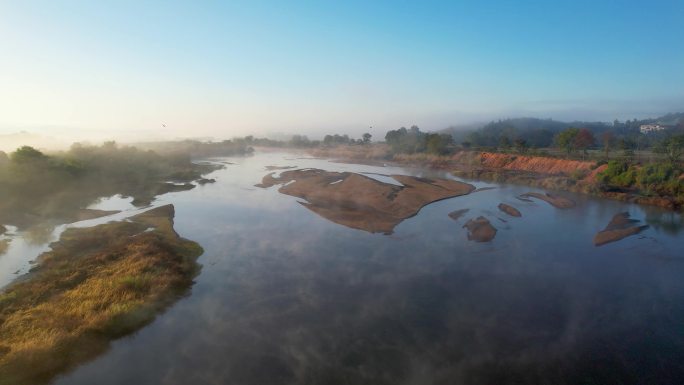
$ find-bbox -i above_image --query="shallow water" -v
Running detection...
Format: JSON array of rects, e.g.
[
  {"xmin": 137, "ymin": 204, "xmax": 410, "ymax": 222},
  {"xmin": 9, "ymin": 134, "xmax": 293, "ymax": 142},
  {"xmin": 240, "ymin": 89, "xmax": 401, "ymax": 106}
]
[
  {"xmin": 7, "ymin": 151, "xmax": 684, "ymax": 385},
  {"xmin": 0, "ymin": 194, "xmax": 169, "ymax": 288}
]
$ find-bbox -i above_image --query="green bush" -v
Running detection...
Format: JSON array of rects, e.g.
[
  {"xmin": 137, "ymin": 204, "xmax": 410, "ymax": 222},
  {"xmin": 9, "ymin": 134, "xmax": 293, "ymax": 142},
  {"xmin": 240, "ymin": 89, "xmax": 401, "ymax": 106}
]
[
  {"xmin": 597, "ymin": 160, "xmax": 684, "ymax": 197},
  {"xmin": 597, "ymin": 160, "xmax": 636, "ymax": 187}
]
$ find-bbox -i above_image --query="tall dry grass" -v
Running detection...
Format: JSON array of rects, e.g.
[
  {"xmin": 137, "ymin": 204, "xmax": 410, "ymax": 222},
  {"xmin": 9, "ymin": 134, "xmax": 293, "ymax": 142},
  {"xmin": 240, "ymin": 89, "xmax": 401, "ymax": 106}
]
[{"xmin": 0, "ymin": 205, "xmax": 202, "ymax": 385}]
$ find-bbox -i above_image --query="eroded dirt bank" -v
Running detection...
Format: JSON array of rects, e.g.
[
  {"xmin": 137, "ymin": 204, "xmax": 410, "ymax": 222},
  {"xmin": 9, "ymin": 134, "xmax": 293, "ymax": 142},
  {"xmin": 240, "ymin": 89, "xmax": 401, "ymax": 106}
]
[
  {"xmin": 308, "ymin": 146, "xmax": 682, "ymax": 211},
  {"xmin": 256, "ymin": 169, "xmax": 475, "ymax": 234}
]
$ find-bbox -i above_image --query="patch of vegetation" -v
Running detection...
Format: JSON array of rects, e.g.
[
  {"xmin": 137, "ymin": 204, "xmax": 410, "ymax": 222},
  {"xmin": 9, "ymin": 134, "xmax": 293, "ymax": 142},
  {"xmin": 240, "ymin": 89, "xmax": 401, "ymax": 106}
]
[
  {"xmin": 0, "ymin": 142, "xmax": 223, "ymax": 227},
  {"xmin": 597, "ymin": 161, "xmax": 637, "ymax": 188},
  {"xmin": 134, "ymin": 139, "xmax": 254, "ymax": 158},
  {"xmin": 597, "ymin": 160, "xmax": 684, "ymax": 197},
  {"xmin": 446, "ymin": 113, "xmax": 684, "ymax": 154},
  {"xmin": 384, "ymin": 126, "xmax": 454, "ymax": 155},
  {"xmin": 0, "ymin": 239, "xmax": 9, "ymax": 255},
  {"xmin": 0, "ymin": 205, "xmax": 203, "ymax": 385}
]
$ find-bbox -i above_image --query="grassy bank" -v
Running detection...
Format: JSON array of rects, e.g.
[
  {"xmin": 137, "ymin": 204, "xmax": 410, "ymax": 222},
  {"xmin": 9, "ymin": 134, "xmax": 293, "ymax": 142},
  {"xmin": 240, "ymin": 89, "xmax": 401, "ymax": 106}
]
[{"xmin": 0, "ymin": 205, "xmax": 203, "ymax": 385}]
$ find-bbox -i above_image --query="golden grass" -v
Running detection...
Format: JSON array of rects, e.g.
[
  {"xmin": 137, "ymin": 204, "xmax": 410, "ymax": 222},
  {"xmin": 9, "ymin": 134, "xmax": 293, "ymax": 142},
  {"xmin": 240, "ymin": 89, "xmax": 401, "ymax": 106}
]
[{"xmin": 0, "ymin": 204, "xmax": 202, "ymax": 385}]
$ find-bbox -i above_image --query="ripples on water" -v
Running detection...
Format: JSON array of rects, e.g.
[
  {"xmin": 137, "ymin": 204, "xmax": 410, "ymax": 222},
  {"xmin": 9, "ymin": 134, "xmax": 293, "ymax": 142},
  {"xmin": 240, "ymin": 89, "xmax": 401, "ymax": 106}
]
[{"xmin": 4, "ymin": 152, "xmax": 683, "ymax": 385}]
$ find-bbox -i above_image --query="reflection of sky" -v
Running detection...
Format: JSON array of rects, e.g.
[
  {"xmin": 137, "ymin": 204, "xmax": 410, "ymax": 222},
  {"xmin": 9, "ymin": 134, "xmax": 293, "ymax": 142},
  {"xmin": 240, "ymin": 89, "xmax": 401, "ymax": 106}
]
[
  {"xmin": 14, "ymin": 151, "xmax": 684, "ymax": 385},
  {"xmin": 86, "ymin": 194, "xmax": 135, "ymax": 211}
]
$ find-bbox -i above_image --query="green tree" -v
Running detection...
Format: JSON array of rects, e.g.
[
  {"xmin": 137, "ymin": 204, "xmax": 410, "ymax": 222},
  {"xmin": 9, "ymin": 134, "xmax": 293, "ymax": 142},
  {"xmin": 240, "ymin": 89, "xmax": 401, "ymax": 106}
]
[
  {"xmin": 655, "ymin": 135, "xmax": 684, "ymax": 163},
  {"xmin": 574, "ymin": 128, "xmax": 595, "ymax": 157},
  {"xmin": 426, "ymin": 134, "xmax": 453, "ymax": 155},
  {"xmin": 620, "ymin": 138, "xmax": 636, "ymax": 159},
  {"xmin": 384, "ymin": 126, "xmax": 427, "ymax": 153},
  {"xmin": 601, "ymin": 132, "xmax": 615, "ymax": 159},
  {"xmin": 514, "ymin": 138, "xmax": 528, "ymax": 154},
  {"xmin": 555, "ymin": 128, "xmax": 580, "ymax": 155},
  {"xmin": 362, "ymin": 133, "xmax": 372, "ymax": 144},
  {"xmin": 498, "ymin": 135, "xmax": 512, "ymax": 151},
  {"xmin": 11, "ymin": 146, "xmax": 46, "ymax": 164}
]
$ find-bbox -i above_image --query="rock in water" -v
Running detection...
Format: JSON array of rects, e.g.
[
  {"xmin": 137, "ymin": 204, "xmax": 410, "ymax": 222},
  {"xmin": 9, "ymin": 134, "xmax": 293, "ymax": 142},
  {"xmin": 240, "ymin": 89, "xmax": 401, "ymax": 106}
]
[
  {"xmin": 498, "ymin": 203, "xmax": 522, "ymax": 217},
  {"xmin": 463, "ymin": 216, "xmax": 497, "ymax": 242}
]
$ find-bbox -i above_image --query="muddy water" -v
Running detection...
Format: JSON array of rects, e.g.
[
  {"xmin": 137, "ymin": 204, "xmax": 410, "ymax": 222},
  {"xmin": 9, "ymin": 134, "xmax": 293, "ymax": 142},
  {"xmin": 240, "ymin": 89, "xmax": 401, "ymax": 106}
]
[{"xmin": 5, "ymin": 151, "xmax": 683, "ymax": 385}]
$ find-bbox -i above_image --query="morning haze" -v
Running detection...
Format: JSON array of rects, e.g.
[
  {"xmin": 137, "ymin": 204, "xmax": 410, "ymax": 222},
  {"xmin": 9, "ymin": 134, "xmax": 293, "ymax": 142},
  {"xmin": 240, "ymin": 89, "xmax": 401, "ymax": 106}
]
[{"xmin": 1, "ymin": 2, "xmax": 684, "ymax": 385}]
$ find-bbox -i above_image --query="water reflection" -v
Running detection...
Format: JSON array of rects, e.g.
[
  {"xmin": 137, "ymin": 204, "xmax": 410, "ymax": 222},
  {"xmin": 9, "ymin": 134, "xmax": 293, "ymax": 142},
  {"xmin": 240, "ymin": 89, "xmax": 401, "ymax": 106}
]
[
  {"xmin": 644, "ymin": 208, "xmax": 684, "ymax": 235},
  {"xmin": 9, "ymin": 151, "xmax": 683, "ymax": 385}
]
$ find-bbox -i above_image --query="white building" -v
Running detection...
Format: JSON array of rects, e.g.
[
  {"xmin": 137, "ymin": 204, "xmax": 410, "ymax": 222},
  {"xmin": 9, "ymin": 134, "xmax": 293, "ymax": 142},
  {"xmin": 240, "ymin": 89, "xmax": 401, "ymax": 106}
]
[{"xmin": 640, "ymin": 124, "xmax": 666, "ymax": 134}]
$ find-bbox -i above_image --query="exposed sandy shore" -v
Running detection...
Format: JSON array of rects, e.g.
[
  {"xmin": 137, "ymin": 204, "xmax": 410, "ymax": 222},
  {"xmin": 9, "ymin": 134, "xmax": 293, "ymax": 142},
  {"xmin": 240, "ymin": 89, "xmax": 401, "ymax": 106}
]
[
  {"xmin": 448, "ymin": 209, "xmax": 470, "ymax": 221},
  {"xmin": 256, "ymin": 169, "xmax": 475, "ymax": 234},
  {"xmin": 264, "ymin": 165, "xmax": 297, "ymax": 171},
  {"xmin": 593, "ymin": 212, "xmax": 649, "ymax": 246},
  {"xmin": 520, "ymin": 192, "xmax": 576, "ymax": 209}
]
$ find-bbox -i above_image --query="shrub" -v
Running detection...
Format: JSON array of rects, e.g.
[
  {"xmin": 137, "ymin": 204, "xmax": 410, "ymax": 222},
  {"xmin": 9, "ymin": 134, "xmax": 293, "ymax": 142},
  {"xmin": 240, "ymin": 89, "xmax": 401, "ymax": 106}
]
[{"xmin": 597, "ymin": 160, "xmax": 635, "ymax": 187}]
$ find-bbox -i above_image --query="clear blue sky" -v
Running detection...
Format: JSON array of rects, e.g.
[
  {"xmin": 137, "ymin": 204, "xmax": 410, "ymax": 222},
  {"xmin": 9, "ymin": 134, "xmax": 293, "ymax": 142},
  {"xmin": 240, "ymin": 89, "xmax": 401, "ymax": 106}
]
[{"xmin": 0, "ymin": 0, "xmax": 682, "ymax": 141}]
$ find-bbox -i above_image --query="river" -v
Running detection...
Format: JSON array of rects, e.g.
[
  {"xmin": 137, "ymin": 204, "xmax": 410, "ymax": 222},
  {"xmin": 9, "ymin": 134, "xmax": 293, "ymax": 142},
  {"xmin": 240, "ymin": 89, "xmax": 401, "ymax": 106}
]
[{"xmin": 4, "ymin": 151, "xmax": 684, "ymax": 384}]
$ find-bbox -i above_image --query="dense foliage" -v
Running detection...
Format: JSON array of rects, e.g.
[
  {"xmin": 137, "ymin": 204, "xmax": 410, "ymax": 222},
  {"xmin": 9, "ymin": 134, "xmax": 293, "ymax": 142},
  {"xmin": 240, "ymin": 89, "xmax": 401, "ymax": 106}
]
[
  {"xmin": 597, "ymin": 160, "xmax": 684, "ymax": 197},
  {"xmin": 448, "ymin": 113, "xmax": 684, "ymax": 154},
  {"xmin": 133, "ymin": 139, "xmax": 254, "ymax": 157},
  {"xmin": 0, "ymin": 143, "xmax": 219, "ymax": 227},
  {"xmin": 384, "ymin": 126, "xmax": 453, "ymax": 155}
]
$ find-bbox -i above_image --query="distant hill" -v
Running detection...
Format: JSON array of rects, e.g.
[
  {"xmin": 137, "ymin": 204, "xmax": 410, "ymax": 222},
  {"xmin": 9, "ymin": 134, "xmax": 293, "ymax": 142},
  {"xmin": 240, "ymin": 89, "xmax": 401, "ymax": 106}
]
[
  {"xmin": 441, "ymin": 112, "xmax": 684, "ymax": 148},
  {"xmin": 0, "ymin": 131, "xmax": 68, "ymax": 153},
  {"xmin": 654, "ymin": 112, "xmax": 684, "ymax": 126}
]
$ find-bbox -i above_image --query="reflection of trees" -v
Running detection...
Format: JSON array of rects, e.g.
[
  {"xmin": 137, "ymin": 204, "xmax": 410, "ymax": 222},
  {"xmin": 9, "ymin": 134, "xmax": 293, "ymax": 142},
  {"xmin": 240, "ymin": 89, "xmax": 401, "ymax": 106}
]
[
  {"xmin": 0, "ymin": 239, "xmax": 10, "ymax": 255},
  {"xmin": 24, "ymin": 224, "xmax": 56, "ymax": 245},
  {"xmin": 644, "ymin": 210, "xmax": 684, "ymax": 236}
]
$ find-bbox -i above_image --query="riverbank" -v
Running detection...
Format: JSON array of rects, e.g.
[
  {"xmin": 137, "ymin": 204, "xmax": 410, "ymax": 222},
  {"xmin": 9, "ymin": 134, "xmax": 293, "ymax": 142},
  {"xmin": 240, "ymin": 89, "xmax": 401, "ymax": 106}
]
[
  {"xmin": 309, "ymin": 146, "xmax": 684, "ymax": 211},
  {"xmin": 0, "ymin": 143, "xmax": 224, "ymax": 229},
  {"xmin": 0, "ymin": 205, "xmax": 203, "ymax": 385}
]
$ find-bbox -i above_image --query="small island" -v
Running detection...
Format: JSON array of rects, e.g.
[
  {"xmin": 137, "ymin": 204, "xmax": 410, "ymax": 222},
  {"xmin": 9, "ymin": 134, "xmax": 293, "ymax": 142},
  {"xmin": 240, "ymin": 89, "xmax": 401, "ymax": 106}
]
[
  {"xmin": 257, "ymin": 169, "xmax": 475, "ymax": 234},
  {"xmin": 593, "ymin": 212, "xmax": 649, "ymax": 246}
]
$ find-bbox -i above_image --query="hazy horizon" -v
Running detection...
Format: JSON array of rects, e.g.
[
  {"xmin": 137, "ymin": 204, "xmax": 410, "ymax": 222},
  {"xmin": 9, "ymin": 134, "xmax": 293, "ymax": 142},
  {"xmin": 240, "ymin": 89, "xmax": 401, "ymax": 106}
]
[{"xmin": 1, "ymin": 1, "xmax": 683, "ymax": 143}]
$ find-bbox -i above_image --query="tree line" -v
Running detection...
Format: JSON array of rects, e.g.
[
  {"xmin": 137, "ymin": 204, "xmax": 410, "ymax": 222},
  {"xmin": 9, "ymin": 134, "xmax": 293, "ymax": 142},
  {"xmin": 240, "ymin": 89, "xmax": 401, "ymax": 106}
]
[{"xmin": 451, "ymin": 115, "xmax": 684, "ymax": 157}]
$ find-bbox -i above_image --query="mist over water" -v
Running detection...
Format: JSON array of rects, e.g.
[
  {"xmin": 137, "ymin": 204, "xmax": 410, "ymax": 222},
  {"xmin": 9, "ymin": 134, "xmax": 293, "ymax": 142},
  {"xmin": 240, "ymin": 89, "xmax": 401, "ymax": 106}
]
[{"xmin": 41, "ymin": 151, "xmax": 684, "ymax": 385}]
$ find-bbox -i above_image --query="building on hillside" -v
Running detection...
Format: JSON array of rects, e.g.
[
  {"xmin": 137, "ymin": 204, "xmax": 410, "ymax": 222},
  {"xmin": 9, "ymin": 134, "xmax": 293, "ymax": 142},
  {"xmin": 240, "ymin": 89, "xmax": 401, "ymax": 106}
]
[{"xmin": 640, "ymin": 124, "xmax": 666, "ymax": 134}]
